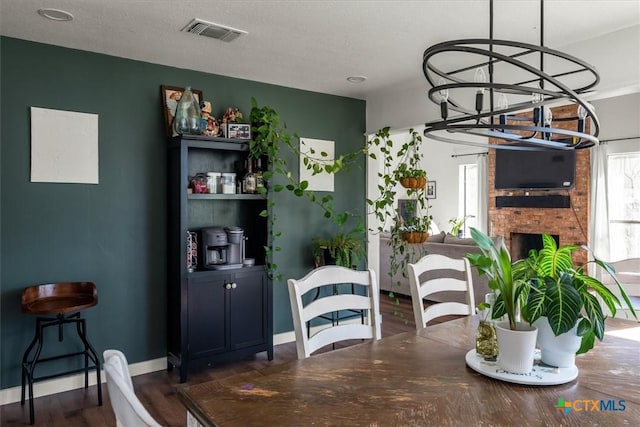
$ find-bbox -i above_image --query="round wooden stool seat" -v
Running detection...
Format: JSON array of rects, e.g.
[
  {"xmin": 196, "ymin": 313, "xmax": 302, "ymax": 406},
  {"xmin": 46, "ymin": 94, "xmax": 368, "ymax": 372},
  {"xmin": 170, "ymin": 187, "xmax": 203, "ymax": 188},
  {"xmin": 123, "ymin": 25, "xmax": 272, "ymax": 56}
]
[{"xmin": 22, "ymin": 282, "xmax": 97, "ymax": 315}]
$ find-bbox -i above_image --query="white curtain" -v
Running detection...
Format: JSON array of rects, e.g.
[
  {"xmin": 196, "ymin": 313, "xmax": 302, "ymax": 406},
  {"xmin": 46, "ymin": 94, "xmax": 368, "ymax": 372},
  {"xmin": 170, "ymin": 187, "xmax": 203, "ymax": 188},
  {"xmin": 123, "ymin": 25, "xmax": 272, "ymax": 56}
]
[
  {"xmin": 590, "ymin": 142, "xmax": 610, "ymax": 276},
  {"xmin": 476, "ymin": 153, "xmax": 489, "ymax": 233}
]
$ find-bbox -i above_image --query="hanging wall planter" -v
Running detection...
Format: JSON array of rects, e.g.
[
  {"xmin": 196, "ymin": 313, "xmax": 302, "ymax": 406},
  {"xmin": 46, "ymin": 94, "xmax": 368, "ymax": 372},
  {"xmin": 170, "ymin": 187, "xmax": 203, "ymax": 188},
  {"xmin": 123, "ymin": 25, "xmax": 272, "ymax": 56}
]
[
  {"xmin": 401, "ymin": 231, "xmax": 429, "ymax": 244},
  {"xmin": 399, "ymin": 176, "xmax": 427, "ymax": 189}
]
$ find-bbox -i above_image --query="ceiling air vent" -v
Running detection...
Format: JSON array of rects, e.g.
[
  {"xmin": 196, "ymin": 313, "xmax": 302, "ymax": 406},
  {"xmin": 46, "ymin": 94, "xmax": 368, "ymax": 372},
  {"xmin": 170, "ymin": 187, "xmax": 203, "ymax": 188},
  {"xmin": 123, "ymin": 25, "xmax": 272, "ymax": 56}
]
[{"xmin": 181, "ymin": 18, "xmax": 247, "ymax": 42}]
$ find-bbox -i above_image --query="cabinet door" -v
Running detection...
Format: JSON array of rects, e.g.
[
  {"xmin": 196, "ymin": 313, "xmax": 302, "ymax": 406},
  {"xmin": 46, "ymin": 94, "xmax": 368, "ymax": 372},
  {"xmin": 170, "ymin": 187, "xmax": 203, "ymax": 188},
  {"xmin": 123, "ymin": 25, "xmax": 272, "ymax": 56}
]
[
  {"xmin": 229, "ymin": 269, "xmax": 267, "ymax": 350},
  {"xmin": 188, "ymin": 274, "xmax": 228, "ymax": 359}
]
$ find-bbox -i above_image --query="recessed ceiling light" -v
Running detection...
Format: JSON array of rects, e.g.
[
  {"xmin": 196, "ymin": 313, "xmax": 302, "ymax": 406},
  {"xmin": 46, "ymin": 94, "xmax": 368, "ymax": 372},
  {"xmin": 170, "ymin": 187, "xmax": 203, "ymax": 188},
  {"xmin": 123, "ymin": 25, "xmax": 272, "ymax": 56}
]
[
  {"xmin": 37, "ymin": 8, "xmax": 74, "ymax": 22},
  {"xmin": 347, "ymin": 76, "xmax": 367, "ymax": 83}
]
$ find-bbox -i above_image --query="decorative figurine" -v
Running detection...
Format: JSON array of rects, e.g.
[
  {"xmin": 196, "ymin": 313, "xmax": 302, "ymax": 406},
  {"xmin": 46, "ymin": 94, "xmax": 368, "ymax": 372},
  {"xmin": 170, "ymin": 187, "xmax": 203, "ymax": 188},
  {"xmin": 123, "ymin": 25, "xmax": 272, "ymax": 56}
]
[
  {"xmin": 200, "ymin": 101, "xmax": 220, "ymax": 137},
  {"xmin": 222, "ymin": 107, "xmax": 243, "ymax": 124}
]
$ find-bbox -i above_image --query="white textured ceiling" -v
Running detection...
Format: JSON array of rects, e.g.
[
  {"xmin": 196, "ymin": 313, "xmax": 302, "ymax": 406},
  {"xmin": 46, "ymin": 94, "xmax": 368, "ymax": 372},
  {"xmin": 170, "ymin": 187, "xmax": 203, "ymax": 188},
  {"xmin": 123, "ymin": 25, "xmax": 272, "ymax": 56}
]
[{"xmin": 1, "ymin": 0, "xmax": 639, "ymax": 100}]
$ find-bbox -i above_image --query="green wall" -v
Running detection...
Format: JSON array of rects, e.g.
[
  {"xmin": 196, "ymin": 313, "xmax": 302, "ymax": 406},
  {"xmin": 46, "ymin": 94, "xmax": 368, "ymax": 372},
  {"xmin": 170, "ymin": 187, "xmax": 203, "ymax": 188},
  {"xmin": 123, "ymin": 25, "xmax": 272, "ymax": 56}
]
[{"xmin": 0, "ymin": 37, "xmax": 366, "ymax": 389}]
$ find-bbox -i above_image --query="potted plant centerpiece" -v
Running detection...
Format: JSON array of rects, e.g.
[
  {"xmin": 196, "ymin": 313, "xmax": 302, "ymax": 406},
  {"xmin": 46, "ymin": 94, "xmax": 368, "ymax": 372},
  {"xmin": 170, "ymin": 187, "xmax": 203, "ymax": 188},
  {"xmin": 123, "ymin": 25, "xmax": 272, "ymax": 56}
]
[
  {"xmin": 466, "ymin": 227, "xmax": 538, "ymax": 374},
  {"xmin": 520, "ymin": 234, "xmax": 637, "ymax": 368}
]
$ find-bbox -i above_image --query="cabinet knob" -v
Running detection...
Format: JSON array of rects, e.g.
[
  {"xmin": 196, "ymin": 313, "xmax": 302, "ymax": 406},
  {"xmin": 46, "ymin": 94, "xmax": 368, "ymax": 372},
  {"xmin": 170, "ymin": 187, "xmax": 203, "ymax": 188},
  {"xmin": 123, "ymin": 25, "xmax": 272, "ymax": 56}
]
[
  {"xmin": 231, "ymin": 282, "xmax": 237, "ymax": 289},
  {"xmin": 225, "ymin": 283, "xmax": 232, "ymax": 290}
]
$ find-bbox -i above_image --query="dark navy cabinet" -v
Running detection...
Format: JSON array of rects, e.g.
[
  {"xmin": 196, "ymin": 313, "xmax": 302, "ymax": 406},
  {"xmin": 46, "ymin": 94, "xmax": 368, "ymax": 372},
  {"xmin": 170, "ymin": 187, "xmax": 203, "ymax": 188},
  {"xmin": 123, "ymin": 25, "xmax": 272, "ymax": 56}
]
[{"xmin": 167, "ymin": 136, "xmax": 273, "ymax": 383}]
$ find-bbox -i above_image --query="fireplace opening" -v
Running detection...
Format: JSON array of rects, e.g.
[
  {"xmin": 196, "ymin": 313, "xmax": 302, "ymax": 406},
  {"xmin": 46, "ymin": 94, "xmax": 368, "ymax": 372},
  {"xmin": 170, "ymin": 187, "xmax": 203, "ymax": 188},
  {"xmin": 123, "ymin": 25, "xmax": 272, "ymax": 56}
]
[{"xmin": 510, "ymin": 232, "xmax": 559, "ymax": 260}]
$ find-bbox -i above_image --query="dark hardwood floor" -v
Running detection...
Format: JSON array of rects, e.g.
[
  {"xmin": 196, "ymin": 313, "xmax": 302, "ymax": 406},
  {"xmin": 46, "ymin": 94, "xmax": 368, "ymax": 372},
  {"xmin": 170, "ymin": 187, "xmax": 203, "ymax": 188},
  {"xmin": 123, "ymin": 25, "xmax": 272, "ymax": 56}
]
[{"xmin": 1, "ymin": 292, "xmax": 417, "ymax": 426}]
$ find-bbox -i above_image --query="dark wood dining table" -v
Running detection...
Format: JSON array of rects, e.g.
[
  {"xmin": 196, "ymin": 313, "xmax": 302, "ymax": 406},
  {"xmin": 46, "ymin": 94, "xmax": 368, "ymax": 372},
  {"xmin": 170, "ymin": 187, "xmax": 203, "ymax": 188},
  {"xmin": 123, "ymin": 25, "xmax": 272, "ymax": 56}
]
[{"xmin": 178, "ymin": 316, "xmax": 640, "ymax": 426}]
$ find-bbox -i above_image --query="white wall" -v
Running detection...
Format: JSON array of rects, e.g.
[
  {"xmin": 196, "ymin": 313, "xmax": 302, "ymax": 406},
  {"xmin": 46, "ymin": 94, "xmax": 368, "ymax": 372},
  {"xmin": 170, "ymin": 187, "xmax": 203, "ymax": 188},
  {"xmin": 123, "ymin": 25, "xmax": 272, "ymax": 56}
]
[{"xmin": 592, "ymin": 92, "xmax": 640, "ymax": 146}]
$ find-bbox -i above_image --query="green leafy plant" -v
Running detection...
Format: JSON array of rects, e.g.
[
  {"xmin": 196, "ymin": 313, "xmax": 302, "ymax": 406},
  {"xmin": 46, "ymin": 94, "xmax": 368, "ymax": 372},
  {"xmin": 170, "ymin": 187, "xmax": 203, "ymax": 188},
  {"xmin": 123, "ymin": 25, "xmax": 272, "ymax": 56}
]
[
  {"xmin": 466, "ymin": 227, "xmax": 529, "ymax": 331},
  {"xmin": 312, "ymin": 223, "xmax": 366, "ymax": 268},
  {"xmin": 367, "ymin": 127, "xmax": 433, "ymax": 323},
  {"xmin": 448, "ymin": 215, "xmax": 471, "ymax": 237},
  {"xmin": 248, "ymin": 98, "xmax": 364, "ymax": 279},
  {"xmin": 397, "ymin": 215, "xmax": 432, "ymax": 233},
  {"xmin": 520, "ymin": 234, "xmax": 637, "ymax": 354},
  {"xmin": 394, "ymin": 163, "xmax": 427, "ymax": 179}
]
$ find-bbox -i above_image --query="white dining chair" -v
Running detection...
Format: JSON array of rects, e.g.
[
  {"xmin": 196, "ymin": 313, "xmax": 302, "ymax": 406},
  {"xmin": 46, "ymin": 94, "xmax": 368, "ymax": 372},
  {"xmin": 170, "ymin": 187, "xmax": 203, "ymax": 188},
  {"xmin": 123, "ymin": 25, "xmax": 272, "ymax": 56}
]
[
  {"xmin": 408, "ymin": 253, "xmax": 476, "ymax": 330},
  {"xmin": 287, "ymin": 266, "xmax": 382, "ymax": 359},
  {"xmin": 103, "ymin": 349, "xmax": 162, "ymax": 427}
]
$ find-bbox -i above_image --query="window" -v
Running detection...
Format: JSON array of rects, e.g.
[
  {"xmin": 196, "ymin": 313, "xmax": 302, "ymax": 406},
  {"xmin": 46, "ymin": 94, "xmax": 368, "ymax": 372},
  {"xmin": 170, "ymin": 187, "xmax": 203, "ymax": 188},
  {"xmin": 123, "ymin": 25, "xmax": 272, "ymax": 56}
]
[
  {"xmin": 457, "ymin": 164, "xmax": 477, "ymax": 237},
  {"xmin": 607, "ymin": 152, "xmax": 640, "ymax": 261}
]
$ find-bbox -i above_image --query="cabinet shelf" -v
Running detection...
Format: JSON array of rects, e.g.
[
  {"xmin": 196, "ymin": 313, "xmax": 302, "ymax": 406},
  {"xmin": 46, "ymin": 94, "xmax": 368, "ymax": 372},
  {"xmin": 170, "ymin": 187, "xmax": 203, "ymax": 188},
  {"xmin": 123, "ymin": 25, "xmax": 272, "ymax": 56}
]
[
  {"xmin": 188, "ymin": 193, "xmax": 266, "ymax": 201},
  {"xmin": 169, "ymin": 134, "xmax": 250, "ymax": 151}
]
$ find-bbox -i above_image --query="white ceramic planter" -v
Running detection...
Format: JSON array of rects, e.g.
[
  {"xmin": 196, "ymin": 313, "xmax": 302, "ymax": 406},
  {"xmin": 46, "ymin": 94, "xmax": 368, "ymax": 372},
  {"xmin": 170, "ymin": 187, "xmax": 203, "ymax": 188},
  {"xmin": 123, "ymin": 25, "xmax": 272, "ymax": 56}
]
[
  {"xmin": 495, "ymin": 321, "xmax": 538, "ymax": 374},
  {"xmin": 534, "ymin": 316, "xmax": 582, "ymax": 368}
]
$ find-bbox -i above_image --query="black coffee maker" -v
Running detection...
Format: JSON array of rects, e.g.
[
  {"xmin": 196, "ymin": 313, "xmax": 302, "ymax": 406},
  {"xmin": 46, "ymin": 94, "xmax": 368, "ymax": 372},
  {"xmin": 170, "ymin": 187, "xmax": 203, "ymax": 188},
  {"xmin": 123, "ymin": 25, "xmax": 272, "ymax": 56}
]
[{"xmin": 202, "ymin": 226, "xmax": 244, "ymax": 270}]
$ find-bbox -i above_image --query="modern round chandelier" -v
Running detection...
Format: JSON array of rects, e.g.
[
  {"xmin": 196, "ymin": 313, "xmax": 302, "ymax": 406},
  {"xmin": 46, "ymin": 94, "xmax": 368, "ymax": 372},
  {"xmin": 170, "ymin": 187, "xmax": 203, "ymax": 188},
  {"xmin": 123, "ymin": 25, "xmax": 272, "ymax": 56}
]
[{"xmin": 423, "ymin": 0, "xmax": 600, "ymax": 151}]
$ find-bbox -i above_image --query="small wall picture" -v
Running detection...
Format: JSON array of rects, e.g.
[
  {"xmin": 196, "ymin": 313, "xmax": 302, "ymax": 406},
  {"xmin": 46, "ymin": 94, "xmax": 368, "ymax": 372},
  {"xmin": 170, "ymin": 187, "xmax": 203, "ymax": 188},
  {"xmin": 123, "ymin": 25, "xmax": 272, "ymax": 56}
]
[
  {"xmin": 160, "ymin": 85, "xmax": 203, "ymax": 137},
  {"xmin": 398, "ymin": 199, "xmax": 417, "ymax": 224},
  {"xmin": 226, "ymin": 123, "xmax": 251, "ymax": 140},
  {"xmin": 426, "ymin": 181, "xmax": 437, "ymax": 199}
]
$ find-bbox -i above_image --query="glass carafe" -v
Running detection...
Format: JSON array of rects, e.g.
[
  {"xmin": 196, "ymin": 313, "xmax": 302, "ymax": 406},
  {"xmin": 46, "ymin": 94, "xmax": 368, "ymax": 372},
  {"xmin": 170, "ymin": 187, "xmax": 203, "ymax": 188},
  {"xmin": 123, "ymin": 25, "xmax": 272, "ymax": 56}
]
[{"xmin": 172, "ymin": 86, "xmax": 202, "ymax": 135}]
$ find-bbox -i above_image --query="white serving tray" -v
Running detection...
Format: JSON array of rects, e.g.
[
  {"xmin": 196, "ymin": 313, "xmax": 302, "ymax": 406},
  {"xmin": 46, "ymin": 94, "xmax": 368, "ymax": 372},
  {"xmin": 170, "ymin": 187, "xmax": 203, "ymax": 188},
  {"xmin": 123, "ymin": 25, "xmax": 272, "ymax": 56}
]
[{"xmin": 465, "ymin": 349, "xmax": 579, "ymax": 386}]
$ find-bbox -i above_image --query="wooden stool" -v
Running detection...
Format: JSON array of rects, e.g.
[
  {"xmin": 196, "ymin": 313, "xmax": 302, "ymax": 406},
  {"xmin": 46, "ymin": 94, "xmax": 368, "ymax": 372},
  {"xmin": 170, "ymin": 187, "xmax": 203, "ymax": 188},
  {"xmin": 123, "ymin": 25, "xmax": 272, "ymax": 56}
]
[{"xmin": 20, "ymin": 282, "xmax": 102, "ymax": 425}]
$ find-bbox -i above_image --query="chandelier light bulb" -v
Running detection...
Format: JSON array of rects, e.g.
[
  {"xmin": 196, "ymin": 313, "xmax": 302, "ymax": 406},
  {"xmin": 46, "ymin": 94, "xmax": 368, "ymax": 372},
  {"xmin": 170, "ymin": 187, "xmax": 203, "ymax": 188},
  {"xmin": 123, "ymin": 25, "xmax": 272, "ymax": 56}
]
[
  {"xmin": 497, "ymin": 93, "xmax": 509, "ymax": 128},
  {"xmin": 438, "ymin": 78, "xmax": 449, "ymax": 102},
  {"xmin": 474, "ymin": 68, "xmax": 487, "ymax": 94},
  {"xmin": 497, "ymin": 93, "xmax": 509, "ymax": 110},
  {"xmin": 577, "ymin": 103, "xmax": 591, "ymax": 119},
  {"xmin": 438, "ymin": 79, "xmax": 449, "ymax": 119},
  {"xmin": 531, "ymin": 92, "xmax": 543, "ymax": 104},
  {"xmin": 543, "ymin": 106, "xmax": 553, "ymax": 126}
]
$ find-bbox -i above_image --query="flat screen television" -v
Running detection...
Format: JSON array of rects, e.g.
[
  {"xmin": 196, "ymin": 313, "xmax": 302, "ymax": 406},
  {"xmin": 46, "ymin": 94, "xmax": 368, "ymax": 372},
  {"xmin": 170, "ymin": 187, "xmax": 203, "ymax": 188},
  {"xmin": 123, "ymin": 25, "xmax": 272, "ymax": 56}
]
[{"xmin": 494, "ymin": 147, "xmax": 576, "ymax": 190}]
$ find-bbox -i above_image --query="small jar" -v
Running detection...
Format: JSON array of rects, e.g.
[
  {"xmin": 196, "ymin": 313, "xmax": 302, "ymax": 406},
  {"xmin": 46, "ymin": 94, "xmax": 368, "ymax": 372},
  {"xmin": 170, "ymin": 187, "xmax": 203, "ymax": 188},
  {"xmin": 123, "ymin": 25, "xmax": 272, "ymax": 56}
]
[
  {"xmin": 206, "ymin": 172, "xmax": 221, "ymax": 194},
  {"xmin": 221, "ymin": 173, "xmax": 236, "ymax": 194},
  {"xmin": 191, "ymin": 173, "xmax": 208, "ymax": 194}
]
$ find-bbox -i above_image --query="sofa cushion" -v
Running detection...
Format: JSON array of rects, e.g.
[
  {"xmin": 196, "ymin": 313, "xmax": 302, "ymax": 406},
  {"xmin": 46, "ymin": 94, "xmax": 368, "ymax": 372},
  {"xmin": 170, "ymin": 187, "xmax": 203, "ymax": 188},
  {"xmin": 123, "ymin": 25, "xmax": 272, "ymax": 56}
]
[
  {"xmin": 427, "ymin": 231, "xmax": 446, "ymax": 243},
  {"xmin": 443, "ymin": 234, "xmax": 475, "ymax": 246}
]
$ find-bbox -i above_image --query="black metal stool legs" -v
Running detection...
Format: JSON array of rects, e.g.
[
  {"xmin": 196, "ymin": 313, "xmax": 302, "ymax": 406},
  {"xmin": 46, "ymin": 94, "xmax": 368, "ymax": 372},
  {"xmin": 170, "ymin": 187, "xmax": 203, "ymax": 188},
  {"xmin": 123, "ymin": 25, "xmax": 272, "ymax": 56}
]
[
  {"xmin": 75, "ymin": 316, "xmax": 102, "ymax": 404},
  {"xmin": 21, "ymin": 313, "xmax": 102, "ymax": 425}
]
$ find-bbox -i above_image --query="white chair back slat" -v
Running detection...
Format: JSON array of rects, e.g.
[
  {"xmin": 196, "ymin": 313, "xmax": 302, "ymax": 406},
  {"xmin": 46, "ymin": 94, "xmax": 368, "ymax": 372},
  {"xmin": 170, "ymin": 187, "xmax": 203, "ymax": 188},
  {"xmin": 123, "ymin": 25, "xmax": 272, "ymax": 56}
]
[
  {"xmin": 302, "ymin": 294, "xmax": 375, "ymax": 322},
  {"xmin": 408, "ymin": 254, "xmax": 475, "ymax": 330}
]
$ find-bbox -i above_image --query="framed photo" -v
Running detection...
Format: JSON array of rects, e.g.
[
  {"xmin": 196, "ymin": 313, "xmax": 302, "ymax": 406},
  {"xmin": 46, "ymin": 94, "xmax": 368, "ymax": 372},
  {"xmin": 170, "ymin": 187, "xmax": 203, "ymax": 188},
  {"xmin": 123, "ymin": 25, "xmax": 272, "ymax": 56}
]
[
  {"xmin": 160, "ymin": 85, "xmax": 203, "ymax": 137},
  {"xmin": 426, "ymin": 181, "xmax": 437, "ymax": 199},
  {"xmin": 226, "ymin": 123, "xmax": 251, "ymax": 140},
  {"xmin": 398, "ymin": 199, "xmax": 417, "ymax": 224}
]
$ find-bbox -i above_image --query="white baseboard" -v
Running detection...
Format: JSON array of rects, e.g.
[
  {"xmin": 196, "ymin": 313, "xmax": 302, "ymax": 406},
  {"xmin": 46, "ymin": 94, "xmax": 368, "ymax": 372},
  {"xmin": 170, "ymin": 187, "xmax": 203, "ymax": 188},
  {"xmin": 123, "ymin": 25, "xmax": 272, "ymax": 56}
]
[
  {"xmin": 1, "ymin": 319, "xmax": 363, "ymax": 406},
  {"xmin": 0, "ymin": 357, "xmax": 167, "ymax": 406}
]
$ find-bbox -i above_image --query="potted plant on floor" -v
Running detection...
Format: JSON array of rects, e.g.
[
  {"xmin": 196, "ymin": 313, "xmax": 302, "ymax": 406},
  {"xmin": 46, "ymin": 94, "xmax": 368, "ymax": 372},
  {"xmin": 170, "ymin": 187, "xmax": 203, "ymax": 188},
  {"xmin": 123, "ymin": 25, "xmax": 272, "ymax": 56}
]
[
  {"xmin": 520, "ymin": 234, "xmax": 638, "ymax": 367},
  {"xmin": 312, "ymin": 222, "xmax": 366, "ymax": 269},
  {"xmin": 466, "ymin": 227, "xmax": 538, "ymax": 374}
]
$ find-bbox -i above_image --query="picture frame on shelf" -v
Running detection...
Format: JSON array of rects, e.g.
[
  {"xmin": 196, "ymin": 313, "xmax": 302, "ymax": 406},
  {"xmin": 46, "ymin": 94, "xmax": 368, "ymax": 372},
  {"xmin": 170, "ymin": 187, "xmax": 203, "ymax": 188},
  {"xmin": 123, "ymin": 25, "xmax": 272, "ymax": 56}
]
[
  {"xmin": 426, "ymin": 181, "xmax": 437, "ymax": 199},
  {"xmin": 226, "ymin": 123, "xmax": 251, "ymax": 140},
  {"xmin": 160, "ymin": 85, "xmax": 203, "ymax": 137}
]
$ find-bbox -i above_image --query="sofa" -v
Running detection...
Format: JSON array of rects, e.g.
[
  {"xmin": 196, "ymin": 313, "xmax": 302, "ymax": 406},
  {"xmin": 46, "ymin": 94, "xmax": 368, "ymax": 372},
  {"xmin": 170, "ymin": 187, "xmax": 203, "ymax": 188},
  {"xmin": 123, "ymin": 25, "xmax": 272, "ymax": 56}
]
[{"xmin": 379, "ymin": 231, "xmax": 490, "ymax": 306}]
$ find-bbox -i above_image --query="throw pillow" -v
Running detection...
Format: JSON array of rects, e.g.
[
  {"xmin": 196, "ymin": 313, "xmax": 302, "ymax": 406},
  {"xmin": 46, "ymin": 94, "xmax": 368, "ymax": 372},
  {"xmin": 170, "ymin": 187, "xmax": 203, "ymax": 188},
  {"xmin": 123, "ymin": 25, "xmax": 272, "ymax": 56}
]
[
  {"xmin": 443, "ymin": 233, "xmax": 475, "ymax": 245},
  {"xmin": 427, "ymin": 231, "xmax": 446, "ymax": 243}
]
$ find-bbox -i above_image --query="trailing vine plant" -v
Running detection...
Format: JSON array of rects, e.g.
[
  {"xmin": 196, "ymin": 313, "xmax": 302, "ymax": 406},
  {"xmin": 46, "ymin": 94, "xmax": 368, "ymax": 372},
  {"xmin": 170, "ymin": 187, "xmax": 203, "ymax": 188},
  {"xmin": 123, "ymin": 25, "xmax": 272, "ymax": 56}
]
[
  {"xmin": 248, "ymin": 98, "xmax": 364, "ymax": 280},
  {"xmin": 248, "ymin": 99, "xmax": 432, "ymax": 304},
  {"xmin": 367, "ymin": 127, "xmax": 432, "ymax": 322}
]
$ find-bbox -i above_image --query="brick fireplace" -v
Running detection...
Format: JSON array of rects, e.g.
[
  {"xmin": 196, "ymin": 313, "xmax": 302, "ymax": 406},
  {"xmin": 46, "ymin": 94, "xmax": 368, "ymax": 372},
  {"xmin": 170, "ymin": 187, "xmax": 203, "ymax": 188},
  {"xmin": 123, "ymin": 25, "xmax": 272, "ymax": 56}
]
[{"xmin": 488, "ymin": 105, "xmax": 590, "ymax": 265}]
